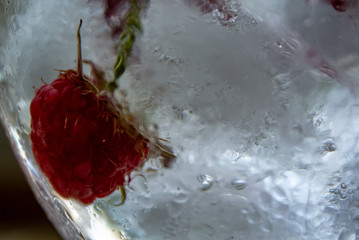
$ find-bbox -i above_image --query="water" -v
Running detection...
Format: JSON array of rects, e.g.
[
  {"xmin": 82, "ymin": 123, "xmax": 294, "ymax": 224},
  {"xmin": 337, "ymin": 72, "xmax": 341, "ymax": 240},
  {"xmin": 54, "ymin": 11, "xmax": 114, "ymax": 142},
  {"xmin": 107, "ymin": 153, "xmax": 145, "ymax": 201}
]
[{"xmin": 1, "ymin": 0, "xmax": 359, "ymax": 239}]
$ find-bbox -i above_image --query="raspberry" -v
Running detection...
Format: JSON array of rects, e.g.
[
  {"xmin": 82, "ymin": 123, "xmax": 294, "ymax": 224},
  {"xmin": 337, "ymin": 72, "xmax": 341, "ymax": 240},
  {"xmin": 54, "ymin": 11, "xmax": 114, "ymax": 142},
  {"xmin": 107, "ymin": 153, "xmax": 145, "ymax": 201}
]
[
  {"xmin": 330, "ymin": 0, "xmax": 349, "ymax": 11},
  {"xmin": 30, "ymin": 20, "xmax": 148, "ymax": 204},
  {"xmin": 185, "ymin": 0, "xmax": 238, "ymax": 25},
  {"xmin": 325, "ymin": 0, "xmax": 358, "ymax": 11},
  {"xmin": 31, "ymin": 69, "xmax": 148, "ymax": 204}
]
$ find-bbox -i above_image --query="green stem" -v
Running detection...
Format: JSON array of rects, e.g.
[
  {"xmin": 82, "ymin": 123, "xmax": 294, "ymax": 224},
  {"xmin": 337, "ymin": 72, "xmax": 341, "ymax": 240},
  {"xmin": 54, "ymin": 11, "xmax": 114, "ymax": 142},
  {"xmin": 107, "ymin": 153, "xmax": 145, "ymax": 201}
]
[{"xmin": 107, "ymin": 0, "xmax": 142, "ymax": 92}]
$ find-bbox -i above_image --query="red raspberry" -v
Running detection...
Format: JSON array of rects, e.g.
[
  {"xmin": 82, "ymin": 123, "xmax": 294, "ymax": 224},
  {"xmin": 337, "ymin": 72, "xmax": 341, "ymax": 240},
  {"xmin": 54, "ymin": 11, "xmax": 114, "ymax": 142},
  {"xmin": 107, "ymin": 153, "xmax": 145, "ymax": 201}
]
[
  {"xmin": 30, "ymin": 20, "xmax": 148, "ymax": 204},
  {"xmin": 325, "ymin": 0, "xmax": 358, "ymax": 11},
  {"xmin": 185, "ymin": 0, "xmax": 238, "ymax": 24},
  {"xmin": 30, "ymin": 70, "xmax": 148, "ymax": 204}
]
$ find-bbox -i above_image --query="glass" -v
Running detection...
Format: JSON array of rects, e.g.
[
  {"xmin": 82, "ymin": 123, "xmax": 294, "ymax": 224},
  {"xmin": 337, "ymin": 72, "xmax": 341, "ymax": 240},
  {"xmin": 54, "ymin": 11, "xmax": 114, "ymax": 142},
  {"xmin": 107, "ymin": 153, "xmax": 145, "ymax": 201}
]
[{"xmin": 1, "ymin": 0, "xmax": 359, "ymax": 239}]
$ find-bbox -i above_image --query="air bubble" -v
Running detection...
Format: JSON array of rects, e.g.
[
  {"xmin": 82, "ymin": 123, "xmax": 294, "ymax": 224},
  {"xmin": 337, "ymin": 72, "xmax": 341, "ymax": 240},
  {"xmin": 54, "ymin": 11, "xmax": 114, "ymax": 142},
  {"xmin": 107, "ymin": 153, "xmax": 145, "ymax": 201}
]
[
  {"xmin": 173, "ymin": 189, "xmax": 189, "ymax": 204},
  {"xmin": 329, "ymin": 188, "xmax": 341, "ymax": 194},
  {"xmin": 231, "ymin": 178, "xmax": 247, "ymax": 190},
  {"xmin": 314, "ymin": 118, "xmax": 324, "ymax": 127},
  {"xmin": 323, "ymin": 142, "xmax": 337, "ymax": 152},
  {"xmin": 197, "ymin": 174, "xmax": 214, "ymax": 191}
]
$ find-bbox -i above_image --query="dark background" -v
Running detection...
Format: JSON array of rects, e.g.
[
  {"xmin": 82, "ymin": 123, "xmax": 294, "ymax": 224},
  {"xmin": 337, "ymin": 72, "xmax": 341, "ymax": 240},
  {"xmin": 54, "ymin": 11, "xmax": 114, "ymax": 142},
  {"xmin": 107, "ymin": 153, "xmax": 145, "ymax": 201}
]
[{"xmin": 0, "ymin": 124, "xmax": 61, "ymax": 240}]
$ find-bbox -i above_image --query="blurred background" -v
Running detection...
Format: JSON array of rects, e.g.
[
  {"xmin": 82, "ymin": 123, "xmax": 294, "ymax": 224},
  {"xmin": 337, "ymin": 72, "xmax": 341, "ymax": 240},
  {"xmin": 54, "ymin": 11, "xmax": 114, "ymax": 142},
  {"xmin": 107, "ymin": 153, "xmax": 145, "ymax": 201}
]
[{"xmin": 0, "ymin": 124, "xmax": 61, "ymax": 240}]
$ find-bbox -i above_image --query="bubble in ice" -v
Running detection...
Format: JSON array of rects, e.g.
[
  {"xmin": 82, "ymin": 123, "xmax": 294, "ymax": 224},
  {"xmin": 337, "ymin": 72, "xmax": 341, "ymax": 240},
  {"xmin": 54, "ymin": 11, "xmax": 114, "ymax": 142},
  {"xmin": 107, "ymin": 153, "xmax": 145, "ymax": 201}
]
[
  {"xmin": 173, "ymin": 188, "xmax": 189, "ymax": 204},
  {"xmin": 340, "ymin": 193, "xmax": 347, "ymax": 199},
  {"xmin": 197, "ymin": 174, "xmax": 214, "ymax": 191},
  {"xmin": 314, "ymin": 117, "xmax": 324, "ymax": 127},
  {"xmin": 323, "ymin": 141, "xmax": 337, "ymax": 152},
  {"xmin": 231, "ymin": 178, "xmax": 247, "ymax": 190},
  {"xmin": 330, "ymin": 188, "xmax": 341, "ymax": 195}
]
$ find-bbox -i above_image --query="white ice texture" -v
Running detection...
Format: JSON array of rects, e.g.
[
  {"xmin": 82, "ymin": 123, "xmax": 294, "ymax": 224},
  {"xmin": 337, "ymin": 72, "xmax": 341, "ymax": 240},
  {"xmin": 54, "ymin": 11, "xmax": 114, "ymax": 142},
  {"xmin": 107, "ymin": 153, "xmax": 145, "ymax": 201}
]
[{"xmin": 2, "ymin": 0, "xmax": 359, "ymax": 239}]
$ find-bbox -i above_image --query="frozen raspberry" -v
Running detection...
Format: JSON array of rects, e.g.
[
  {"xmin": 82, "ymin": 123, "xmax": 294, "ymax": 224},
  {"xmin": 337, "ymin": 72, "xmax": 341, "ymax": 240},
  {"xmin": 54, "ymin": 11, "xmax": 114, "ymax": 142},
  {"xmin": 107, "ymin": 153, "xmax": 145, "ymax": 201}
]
[
  {"xmin": 30, "ymin": 70, "xmax": 148, "ymax": 204},
  {"xmin": 189, "ymin": 0, "xmax": 229, "ymax": 13},
  {"xmin": 325, "ymin": 0, "xmax": 358, "ymax": 12},
  {"xmin": 104, "ymin": 0, "xmax": 130, "ymax": 37},
  {"xmin": 30, "ymin": 20, "xmax": 148, "ymax": 204},
  {"xmin": 103, "ymin": 0, "xmax": 148, "ymax": 37},
  {"xmin": 185, "ymin": 0, "xmax": 238, "ymax": 25}
]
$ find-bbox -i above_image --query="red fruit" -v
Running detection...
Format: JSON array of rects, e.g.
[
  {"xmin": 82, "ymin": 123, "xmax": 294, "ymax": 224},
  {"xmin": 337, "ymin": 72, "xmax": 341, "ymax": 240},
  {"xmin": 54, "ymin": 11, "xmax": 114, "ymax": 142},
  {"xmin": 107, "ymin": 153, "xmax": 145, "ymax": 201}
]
[
  {"xmin": 104, "ymin": 0, "xmax": 130, "ymax": 37},
  {"xmin": 189, "ymin": 0, "xmax": 228, "ymax": 13},
  {"xmin": 325, "ymin": 0, "xmax": 358, "ymax": 12},
  {"xmin": 30, "ymin": 70, "xmax": 148, "ymax": 204},
  {"xmin": 30, "ymin": 17, "xmax": 175, "ymax": 204},
  {"xmin": 103, "ymin": 0, "xmax": 149, "ymax": 37},
  {"xmin": 30, "ymin": 20, "xmax": 148, "ymax": 204},
  {"xmin": 185, "ymin": 0, "xmax": 238, "ymax": 25}
]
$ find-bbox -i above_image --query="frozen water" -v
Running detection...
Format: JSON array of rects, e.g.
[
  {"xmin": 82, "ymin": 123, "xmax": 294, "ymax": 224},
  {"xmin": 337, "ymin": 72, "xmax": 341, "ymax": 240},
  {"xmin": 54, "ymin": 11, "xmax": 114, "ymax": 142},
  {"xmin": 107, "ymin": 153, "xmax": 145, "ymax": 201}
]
[{"xmin": 2, "ymin": 0, "xmax": 359, "ymax": 239}]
